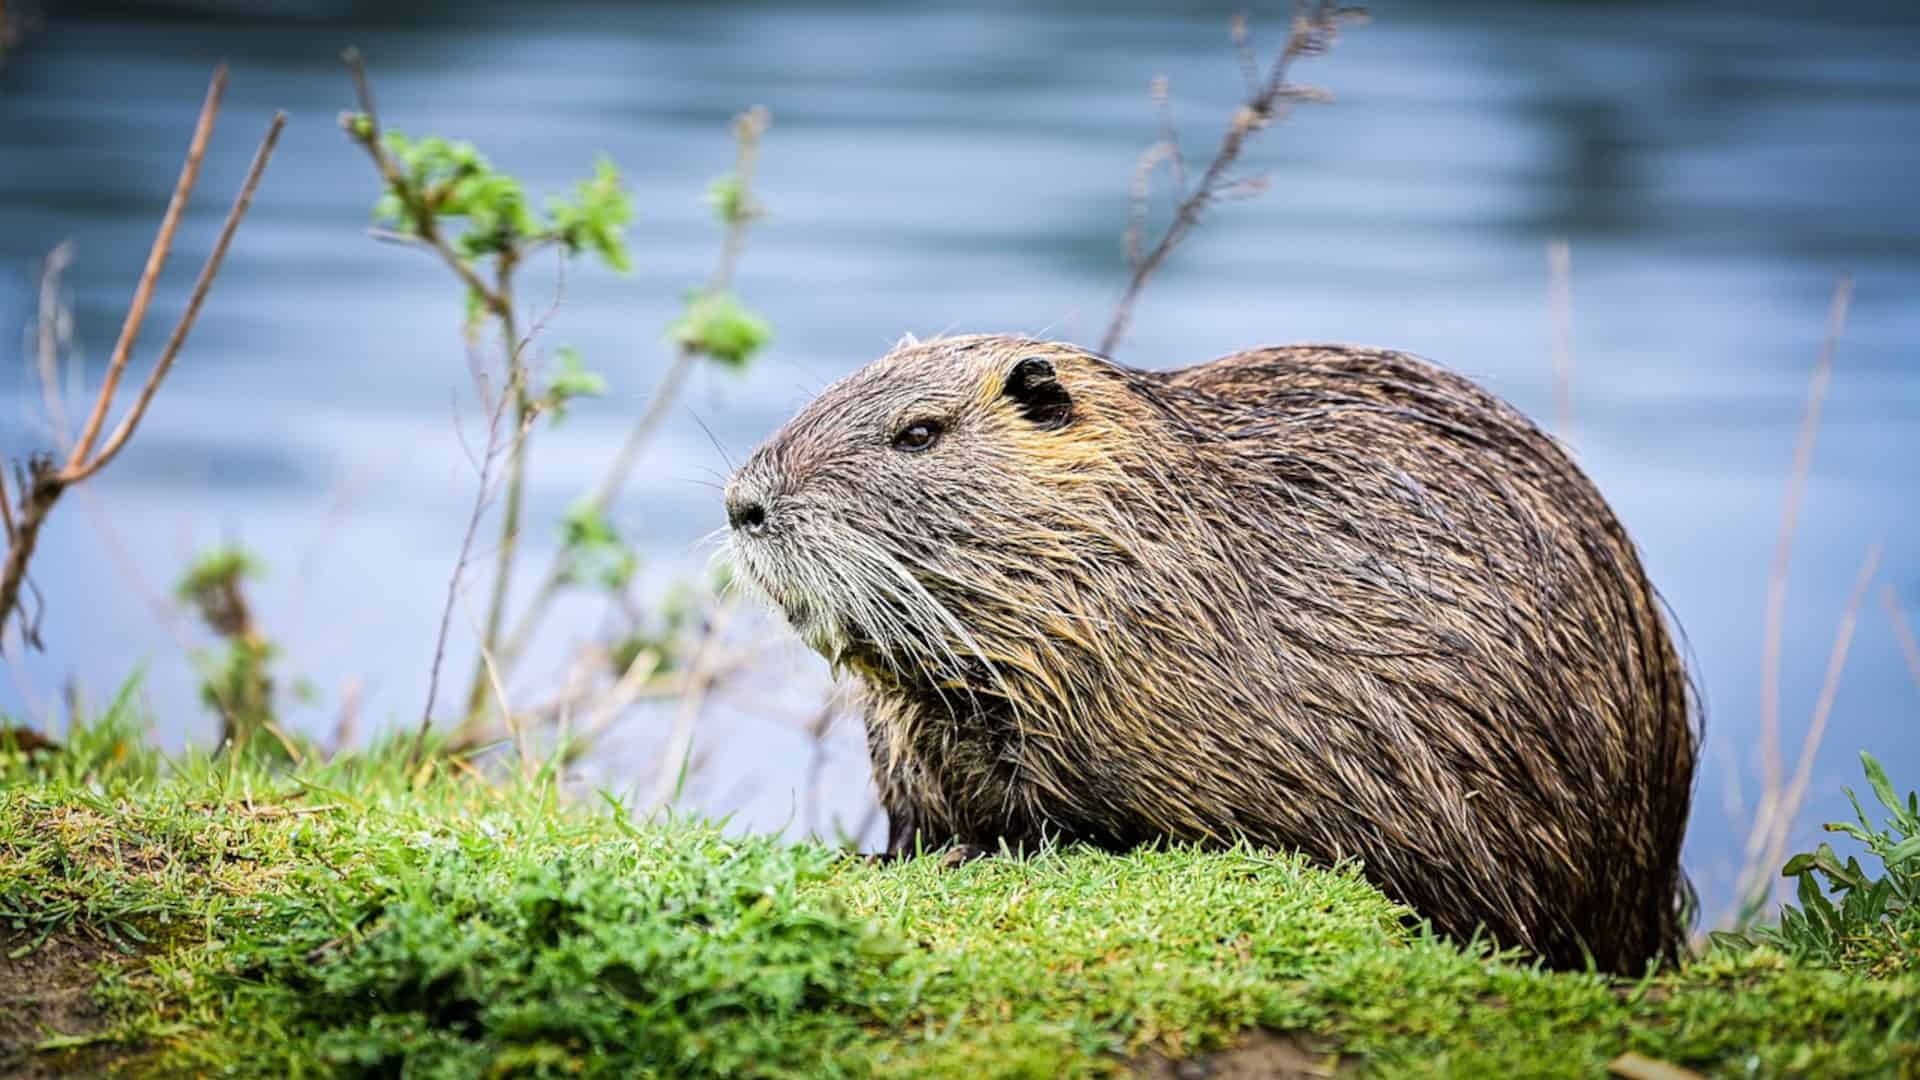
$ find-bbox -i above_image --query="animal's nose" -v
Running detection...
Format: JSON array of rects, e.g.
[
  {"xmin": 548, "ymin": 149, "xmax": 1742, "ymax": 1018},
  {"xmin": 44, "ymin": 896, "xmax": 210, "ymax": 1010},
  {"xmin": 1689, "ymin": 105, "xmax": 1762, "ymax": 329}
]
[{"xmin": 727, "ymin": 493, "xmax": 768, "ymax": 535}]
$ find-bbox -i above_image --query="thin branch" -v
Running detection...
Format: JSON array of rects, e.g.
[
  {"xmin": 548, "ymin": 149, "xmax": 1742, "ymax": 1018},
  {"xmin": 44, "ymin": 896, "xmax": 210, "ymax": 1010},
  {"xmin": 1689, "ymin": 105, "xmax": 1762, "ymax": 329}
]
[
  {"xmin": 461, "ymin": 589, "xmax": 531, "ymax": 778},
  {"xmin": 452, "ymin": 245, "xmax": 570, "ymax": 728},
  {"xmin": 67, "ymin": 68, "xmax": 226, "ymax": 469},
  {"xmin": 70, "ymin": 111, "xmax": 289, "ymax": 483},
  {"xmin": 339, "ymin": 48, "xmax": 509, "ymax": 319},
  {"xmin": 495, "ymin": 106, "xmax": 771, "ymax": 673},
  {"xmin": 1738, "ymin": 542, "xmax": 1881, "ymax": 917},
  {"xmin": 1, "ymin": 72, "xmax": 282, "ymax": 649},
  {"xmin": 411, "ymin": 381, "xmax": 520, "ymax": 768},
  {"xmin": 1883, "ymin": 585, "xmax": 1920, "ymax": 701},
  {"xmin": 423, "ymin": 253, "xmax": 568, "ymax": 753},
  {"xmin": 566, "ymin": 648, "xmax": 664, "ymax": 761},
  {"xmin": 458, "ymin": 266, "xmax": 531, "ymax": 721},
  {"xmin": 1100, "ymin": 3, "xmax": 1361, "ymax": 356},
  {"xmin": 1753, "ymin": 274, "xmax": 1852, "ymax": 853}
]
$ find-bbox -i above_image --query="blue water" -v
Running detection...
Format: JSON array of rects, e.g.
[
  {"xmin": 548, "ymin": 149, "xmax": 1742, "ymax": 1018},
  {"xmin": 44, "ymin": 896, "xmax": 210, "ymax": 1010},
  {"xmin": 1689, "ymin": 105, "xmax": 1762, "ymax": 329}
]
[{"xmin": 3, "ymin": 0, "xmax": 1917, "ymax": 917}]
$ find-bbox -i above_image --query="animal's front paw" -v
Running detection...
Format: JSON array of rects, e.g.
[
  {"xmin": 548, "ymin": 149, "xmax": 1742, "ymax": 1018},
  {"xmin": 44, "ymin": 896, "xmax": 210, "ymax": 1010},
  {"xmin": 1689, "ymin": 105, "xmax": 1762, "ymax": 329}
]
[{"xmin": 938, "ymin": 843, "xmax": 988, "ymax": 869}]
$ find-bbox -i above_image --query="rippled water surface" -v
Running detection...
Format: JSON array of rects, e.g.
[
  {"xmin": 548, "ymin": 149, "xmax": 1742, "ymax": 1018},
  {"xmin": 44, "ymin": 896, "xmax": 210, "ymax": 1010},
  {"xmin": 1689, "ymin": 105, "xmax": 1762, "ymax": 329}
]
[{"xmin": 3, "ymin": 0, "xmax": 1917, "ymax": 908}]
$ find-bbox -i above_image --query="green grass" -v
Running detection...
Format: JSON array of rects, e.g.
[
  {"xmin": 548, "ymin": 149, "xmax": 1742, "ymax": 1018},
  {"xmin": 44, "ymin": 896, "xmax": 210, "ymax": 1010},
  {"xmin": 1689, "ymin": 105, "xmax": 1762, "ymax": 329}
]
[{"xmin": 1, "ymin": 713, "xmax": 1916, "ymax": 1078}]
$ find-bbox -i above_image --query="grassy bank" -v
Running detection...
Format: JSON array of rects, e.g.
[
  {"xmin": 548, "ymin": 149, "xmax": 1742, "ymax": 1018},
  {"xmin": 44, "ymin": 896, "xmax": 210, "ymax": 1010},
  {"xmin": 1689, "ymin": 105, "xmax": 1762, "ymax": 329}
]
[{"xmin": 1, "ymin": 716, "xmax": 1916, "ymax": 1078}]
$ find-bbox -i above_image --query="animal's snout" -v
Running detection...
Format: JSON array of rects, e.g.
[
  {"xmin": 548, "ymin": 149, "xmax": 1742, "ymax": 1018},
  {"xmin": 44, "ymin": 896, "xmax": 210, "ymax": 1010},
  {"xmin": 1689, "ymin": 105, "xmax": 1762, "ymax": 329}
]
[
  {"xmin": 728, "ymin": 494, "xmax": 768, "ymax": 535},
  {"xmin": 725, "ymin": 470, "xmax": 774, "ymax": 536}
]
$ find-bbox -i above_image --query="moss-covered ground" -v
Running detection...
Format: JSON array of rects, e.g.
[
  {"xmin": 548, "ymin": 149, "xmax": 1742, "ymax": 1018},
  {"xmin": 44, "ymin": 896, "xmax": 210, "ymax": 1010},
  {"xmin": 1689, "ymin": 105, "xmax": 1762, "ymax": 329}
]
[{"xmin": 1, "ymin": 713, "xmax": 1914, "ymax": 1078}]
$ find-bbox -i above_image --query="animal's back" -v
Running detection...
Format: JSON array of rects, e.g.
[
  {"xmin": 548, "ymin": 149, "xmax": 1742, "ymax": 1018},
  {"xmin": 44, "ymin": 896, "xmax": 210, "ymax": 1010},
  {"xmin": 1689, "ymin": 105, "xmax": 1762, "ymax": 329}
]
[{"xmin": 1136, "ymin": 344, "xmax": 1697, "ymax": 971}]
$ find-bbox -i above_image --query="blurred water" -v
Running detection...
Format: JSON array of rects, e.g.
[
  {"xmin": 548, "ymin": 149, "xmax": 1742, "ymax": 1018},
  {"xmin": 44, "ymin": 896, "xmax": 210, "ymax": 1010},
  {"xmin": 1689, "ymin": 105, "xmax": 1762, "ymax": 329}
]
[{"xmin": 2, "ymin": 0, "xmax": 1916, "ymax": 911}]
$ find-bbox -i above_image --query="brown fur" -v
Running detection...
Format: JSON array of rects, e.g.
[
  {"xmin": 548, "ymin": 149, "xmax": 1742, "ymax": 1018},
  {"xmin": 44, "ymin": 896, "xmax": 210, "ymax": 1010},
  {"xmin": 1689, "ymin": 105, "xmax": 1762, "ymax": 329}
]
[{"xmin": 725, "ymin": 334, "xmax": 1697, "ymax": 973}]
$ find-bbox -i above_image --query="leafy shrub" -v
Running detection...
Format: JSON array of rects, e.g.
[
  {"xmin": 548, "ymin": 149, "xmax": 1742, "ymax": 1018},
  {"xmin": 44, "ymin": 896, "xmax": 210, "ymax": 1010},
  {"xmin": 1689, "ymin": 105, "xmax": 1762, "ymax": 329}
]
[
  {"xmin": 1717, "ymin": 752, "xmax": 1918, "ymax": 976},
  {"xmin": 237, "ymin": 821, "xmax": 906, "ymax": 1078}
]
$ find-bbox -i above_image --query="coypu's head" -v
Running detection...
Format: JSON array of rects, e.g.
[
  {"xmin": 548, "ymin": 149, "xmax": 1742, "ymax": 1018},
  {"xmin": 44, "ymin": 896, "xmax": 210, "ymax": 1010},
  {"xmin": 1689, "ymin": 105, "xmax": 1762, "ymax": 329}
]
[{"xmin": 724, "ymin": 334, "xmax": 1151, "ymax": 691}]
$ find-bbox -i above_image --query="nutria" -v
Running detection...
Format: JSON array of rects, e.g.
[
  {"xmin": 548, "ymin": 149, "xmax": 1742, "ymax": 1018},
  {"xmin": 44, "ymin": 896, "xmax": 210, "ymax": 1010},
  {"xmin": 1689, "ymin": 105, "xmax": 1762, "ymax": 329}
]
[{"xmin": 724, "ymin": 334, "xmax": 1697, "ymax": 973}]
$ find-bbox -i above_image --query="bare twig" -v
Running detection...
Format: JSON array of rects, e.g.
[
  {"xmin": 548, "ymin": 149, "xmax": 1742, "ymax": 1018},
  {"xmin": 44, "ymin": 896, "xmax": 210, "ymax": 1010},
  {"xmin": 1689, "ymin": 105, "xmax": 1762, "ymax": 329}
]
[
  {"xmin": 1547, "ymin": 236, "xmax": 1574, "ymax": 437},
  {"xmin": 68, "ymin": 70, "xmax": 225, "ymax": 467},
  {"xmin": 1738, "ymin": 542, "xmax": 1881, "ymax": 918},
  {"xmin": 74, "ymin": 111, "xmax": 288, "ymax": 482},
  {"xmin": 0, "ymin": 71, "xmax": 285, "ymax": 648},
  {"xmin": 413, "ymin": 247, "xmax": 576, "ymax": 756},
  {"xmin": 461, "ymin": 592, "xmax": 531, "ymax": 778},
  {"xmin": 0, "ymin": 463, "xmax": 12, "ymax": 548},
  {"xmin": 460, "ymin": 292, "xmax": 531, "ymax": 721},
  {"xmin": 1883, "ymin": 585, "xmax": 1920, "ymax": 700},
  {"xmin": 1753, "ymin": 274, "xmax": 1852, "ymax": 853},
  {"xmin": 568, "ymin": 648, "xmax": 664, "ymax": 759},
  {"xmin": 1100, "ymin": 3, "xmax": 1362, "ymax": 356},
  {"xmin": 455, "ymin": 247, "xmax": 576, "ymax": 723},
  {"xmin": 496, "ymin": 106, "xmax": 771, "ymax": 673},
  {"xmin": 411, "ymin": 380, "xmax": 522, "ymax": 768}
]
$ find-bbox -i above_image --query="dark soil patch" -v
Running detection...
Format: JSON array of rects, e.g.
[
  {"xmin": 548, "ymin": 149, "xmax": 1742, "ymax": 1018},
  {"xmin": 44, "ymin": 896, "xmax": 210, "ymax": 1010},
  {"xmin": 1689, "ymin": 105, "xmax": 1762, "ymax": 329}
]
[
  {"xmin": 0, "ymin": 931, "xmax": 120, "ymax": 1079},
  {"xmin": 1132, "ymin": 1030, "xmax": 1348, "ymax": 1079}
]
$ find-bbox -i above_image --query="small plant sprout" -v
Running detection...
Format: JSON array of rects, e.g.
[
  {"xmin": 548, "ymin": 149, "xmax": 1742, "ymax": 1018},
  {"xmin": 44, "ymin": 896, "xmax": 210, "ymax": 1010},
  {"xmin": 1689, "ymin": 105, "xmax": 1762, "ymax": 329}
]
[
  {"xmin": 1716, "ymin": 753, "xmax": 1919, "ymax": 977},
  {"xmin": 176, "ymin": 545, "xmax": 294, "ymax": 760}
]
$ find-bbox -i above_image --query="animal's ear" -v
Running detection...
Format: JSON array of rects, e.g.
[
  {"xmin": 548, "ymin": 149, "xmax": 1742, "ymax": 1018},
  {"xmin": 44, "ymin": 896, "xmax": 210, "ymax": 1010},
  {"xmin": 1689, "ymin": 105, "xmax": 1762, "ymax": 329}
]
[{"xmin": 1003, "ymin": 356, "xmax": 1073, "ymax": 429}]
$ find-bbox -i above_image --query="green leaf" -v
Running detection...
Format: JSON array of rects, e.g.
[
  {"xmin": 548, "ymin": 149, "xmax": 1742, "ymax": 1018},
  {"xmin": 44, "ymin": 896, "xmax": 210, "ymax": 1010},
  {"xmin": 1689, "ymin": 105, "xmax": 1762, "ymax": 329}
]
[
  {"xmin": 546, "ymin": 155, "xmax": 633, "ymax": 274},
  {"xmin": 1886, "ymin": 834, "xmax": 1920, "ymax": 867},
  {"xmin": 1862, "ymin": 752, "xmax": 1902, "ymax": 818},
  {"xmin": 668, "ymin": 291, "xmax": 771, "ymax": 370},
  {"xmin": 1706, "ymin": 930, "xmax": 1754, "ymax": 954},
  {"xmin": 558, "ymin": 502, "xmax": 637, "ymax": 592},
  {"xmin": 542, "ymin": 347, "xmax": 607, "ymax": 426},
  {"xmin": 705, "ymin": 174, "xmax": 749, "ymax": 225},
  {"xmin": 177, "ymin": 546, "xmax": 264, "ymax": 603}
]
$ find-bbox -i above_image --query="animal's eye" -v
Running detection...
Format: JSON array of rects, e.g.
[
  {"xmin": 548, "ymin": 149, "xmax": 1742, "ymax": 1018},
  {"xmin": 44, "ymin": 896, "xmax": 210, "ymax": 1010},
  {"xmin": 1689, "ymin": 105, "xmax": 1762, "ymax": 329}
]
[{"xmin": 891, "ymin": 420, "xmax": 943, "ymax": 453}]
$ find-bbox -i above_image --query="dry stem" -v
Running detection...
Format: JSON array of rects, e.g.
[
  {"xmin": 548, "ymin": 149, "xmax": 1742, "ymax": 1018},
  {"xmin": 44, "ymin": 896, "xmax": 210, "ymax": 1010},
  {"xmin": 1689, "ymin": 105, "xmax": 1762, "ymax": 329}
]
[
  {"xmin": 1752, "ymin": 275, "xmax": 1852, "ymax": 856},
  {"xmin": 75, "ymin": 110, "xmax": 288, "ymax": 482},
  {"xmin": 411, "ymin": 377, "xmax": 522, "ymax": 768},
  {"xmin": 1101, "ymin": 3, "xmax": 1362, "ymax": 356},
  {"xmin": 460, "ymin": 296, "xmax": 530, "ymax": 721},
  {"xmin": 414, "ymin": 253, "xmax": 570, "ymax": 760},
  {"xmin": 1737, "ymin": 542, "xmax": 1882, "ymax": 916},
  {"xmin": 0, "ymin": 69, "xmax": 285, "ymax": 648},
  {"xmin": 1883, "ymin": 585, "xmax": 1920, "ymax": 700},
  {"xmin": 67, "ymin": 70, "xmax": 225, "ymax": 467}
]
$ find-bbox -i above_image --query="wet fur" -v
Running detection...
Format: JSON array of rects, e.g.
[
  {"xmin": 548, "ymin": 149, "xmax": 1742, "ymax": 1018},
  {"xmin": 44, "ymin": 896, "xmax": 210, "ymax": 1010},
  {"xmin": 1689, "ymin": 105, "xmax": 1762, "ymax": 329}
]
[{"xmin": 726, "ymin": 335, "xmax": 1697, "ymax": 974}]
